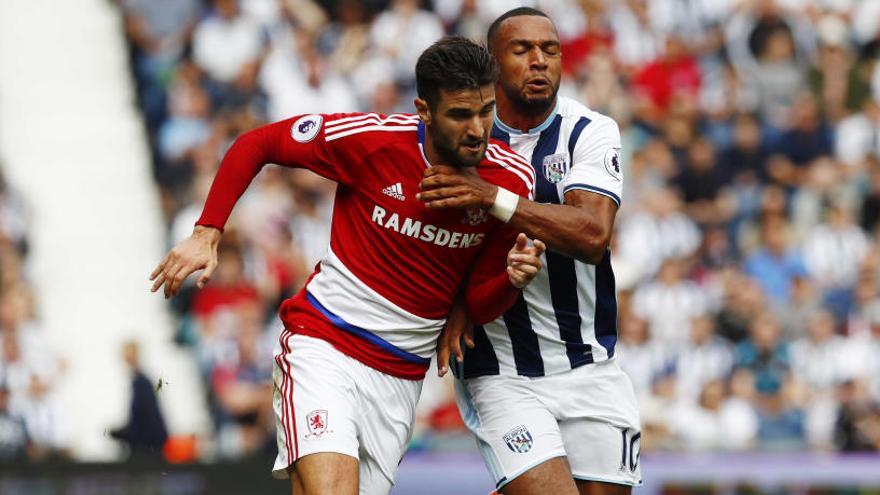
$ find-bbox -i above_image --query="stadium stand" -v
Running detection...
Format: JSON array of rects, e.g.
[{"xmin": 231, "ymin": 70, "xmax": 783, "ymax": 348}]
[
  {"xmin": 0, "ymin": 0, "xmax": 208, "ymax": 460},
  {"xmin": 2, "ymin": 0, "xmax": 880, "ymax": 487}
]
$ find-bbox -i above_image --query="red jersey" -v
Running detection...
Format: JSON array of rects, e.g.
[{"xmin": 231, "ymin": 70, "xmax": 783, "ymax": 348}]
[{"xmin": 197, "ymin": 113, "xmax": 535, "ymax": 379}]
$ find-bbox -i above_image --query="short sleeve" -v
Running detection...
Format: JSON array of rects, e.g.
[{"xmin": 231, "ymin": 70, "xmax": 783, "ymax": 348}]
[{"xmin": 560, "ymin": 117, "xmax": 623, "ymax": 207}]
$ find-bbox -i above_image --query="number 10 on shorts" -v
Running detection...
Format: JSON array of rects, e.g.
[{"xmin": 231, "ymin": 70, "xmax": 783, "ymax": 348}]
[{"xmin": 619, "ymin": 428, "xmax": 640, "ymax": 473}]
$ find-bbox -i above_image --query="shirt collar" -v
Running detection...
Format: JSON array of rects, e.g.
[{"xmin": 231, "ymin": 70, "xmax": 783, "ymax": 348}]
[{"xmin": 494, "ymin": 99, "xmax": 559, "ymax": 136}]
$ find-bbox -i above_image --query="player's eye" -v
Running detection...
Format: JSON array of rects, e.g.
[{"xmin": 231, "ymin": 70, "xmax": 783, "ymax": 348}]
[{"xmin": 543, "ymin": 44, "xmax": 560, "ymax": 56}]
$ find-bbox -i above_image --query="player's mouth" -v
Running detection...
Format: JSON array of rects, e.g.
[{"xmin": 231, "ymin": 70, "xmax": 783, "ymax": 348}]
[
  {"xmin": 461, "ymin": 141, "xmax": 483, "ymax": 153},
  {"xmin": 525, "ymin": 77, "xmax": 550, "ymax": 93}
]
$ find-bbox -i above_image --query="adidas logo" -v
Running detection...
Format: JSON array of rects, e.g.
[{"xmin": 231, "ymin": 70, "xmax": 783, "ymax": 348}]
[{"xmin": 382, "ymin": 182, "xmax": 405, "ymax": 201}]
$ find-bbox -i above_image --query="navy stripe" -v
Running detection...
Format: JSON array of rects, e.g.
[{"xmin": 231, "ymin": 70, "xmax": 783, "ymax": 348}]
[
  {"xmin": 531, "ymin": 115, "xmax": 593, "ymax": 368},
  {"xmin": 491, "ymin": 125, "xmax": 510, "ymax": 145},
  {"xmin": 503, "ymin": 293, "xmax": 544, "ymax": 377},
  {"xmin": 532, "ymin": 115, "xmax": 564, "ymax": 204},
  {"xmin": 546, "ymin": 249, "xmax": 593, "ymax": 367},
  {"xmin": 494, "ymin": 118, "xmax": 566, "ymax": 377},
  {"xmin": 417, "ymin": 121, "xmax": 426, "ymax": 144},
  {"xmin": 594, "ymin": 250, "xmax": 618, "ymax": 357},
  {"xmin": 461, "ymin": 325, "xmax": 500, "ymax": 378},
  {"xmin": 563, "ymin": 183, "xmax": 621, "ymax": 207},
  {"xmin": 306, "ymin": 292, "xmax": 431, "ymax": 365},
  {"xmin": 567, "ymin": 116, "xmax": 591, "ymax": 158}
]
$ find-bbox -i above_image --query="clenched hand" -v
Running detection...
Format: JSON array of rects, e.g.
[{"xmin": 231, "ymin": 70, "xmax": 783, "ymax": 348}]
[{"xmin": 507, "ymin": 233, "xmax": 545, "ymax": 288}]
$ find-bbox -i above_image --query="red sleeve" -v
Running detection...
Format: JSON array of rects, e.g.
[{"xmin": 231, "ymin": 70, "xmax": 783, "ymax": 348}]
[
  {"xmin": 196, "ymin": 113, "xmax": 363, "ymax": 230},
  {"xmin": 463, "ymin": 222, "xmax": 520, "ymax": 325}
]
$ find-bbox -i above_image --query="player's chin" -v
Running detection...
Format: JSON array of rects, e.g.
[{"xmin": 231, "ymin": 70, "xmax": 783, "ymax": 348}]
[
  {"xmin": 522, "ymin": 90, "xmax": 553, "ymax": 106},
  {"xmin": 456, "ymin": 146, "xmax": 485, "ymax": 166}
]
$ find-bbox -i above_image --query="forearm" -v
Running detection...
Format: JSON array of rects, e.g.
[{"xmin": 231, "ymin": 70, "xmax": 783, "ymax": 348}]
[
  {"xmin": 196, "ymin": 131, "xmax": 269, "ymax": 230},
  {"xmin": 506, "ymin": 199, "xmax": 610, "ymax": 264},
  {"xmin": 465, "ymin": 273, "xmax": 519, "ymax": 325}
]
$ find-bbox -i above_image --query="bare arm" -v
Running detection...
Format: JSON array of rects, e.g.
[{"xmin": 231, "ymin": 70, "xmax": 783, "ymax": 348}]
[
  {"xmin": 504, "ymin": 190, "xmax": 616, "ymax": 264},
  {"xmin": 418, "ymin": 166, "xmax": 616, "ymax": 264}
]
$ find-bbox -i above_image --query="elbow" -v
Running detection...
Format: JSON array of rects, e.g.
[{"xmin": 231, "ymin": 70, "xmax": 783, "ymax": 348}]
[{"xmin": 575, "ymin": 229, "xmax": 612, "ymax": 265}]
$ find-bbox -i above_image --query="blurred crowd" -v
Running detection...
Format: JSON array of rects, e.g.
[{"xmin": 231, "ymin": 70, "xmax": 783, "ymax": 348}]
[
  {"xmin": 0, "ymin": 168, "xmax": 69, "ymax": 461},
  {"xmin": 114, "ymin": 0, "xmax": 880, "ymax": 460}
]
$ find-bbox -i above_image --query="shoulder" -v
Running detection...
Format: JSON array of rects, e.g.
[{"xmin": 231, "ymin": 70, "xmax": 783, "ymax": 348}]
[
  {"xmin": 482, "ymin": 140, "xmax": 535, "ymax": 198},
  {"xmin": 557, "ymin": 97, "xmax": 621, "ymax": 145},
  {"xmin": 320, "ymin": 112, "xmax": 420, "ymax": 144}
]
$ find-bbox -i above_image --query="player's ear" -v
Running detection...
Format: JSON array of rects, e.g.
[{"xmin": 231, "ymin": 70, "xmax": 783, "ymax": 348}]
[{"xmin": 414, "ymin": 97, "xmax": 431, "ymax": 125}]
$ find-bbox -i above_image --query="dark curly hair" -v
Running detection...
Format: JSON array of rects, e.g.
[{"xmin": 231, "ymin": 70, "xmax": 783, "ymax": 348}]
[{"xmin": 415, "ymin": 36, "xmax": 498, "ymax": 110}]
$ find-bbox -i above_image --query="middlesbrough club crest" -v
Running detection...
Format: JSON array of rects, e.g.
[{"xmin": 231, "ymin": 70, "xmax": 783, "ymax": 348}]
[
  {"xmin": 306, "ymin": 410, "xmax": 329, "ymax": 439},
  {"xmin": 463, "ymin": 207, "xmax": 488, "ymax": 226},
  {"xmin": 503, "ymin": 425, "xmax": 534, "ymax": 453}
]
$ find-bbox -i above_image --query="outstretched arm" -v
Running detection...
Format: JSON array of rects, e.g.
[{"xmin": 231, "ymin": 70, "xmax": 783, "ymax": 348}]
[{"xmin": 150, "ymin": 113, "xmax": 359, "ymax": 297}]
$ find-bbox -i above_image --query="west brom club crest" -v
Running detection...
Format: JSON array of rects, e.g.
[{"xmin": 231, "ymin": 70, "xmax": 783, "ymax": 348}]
[
  {"xmin": 503, "ymin": 425, "xmax": 534, "ymax": 453},
  {"xmin": 542, "ymin": 152, "xmax": 570, "ymax": 184},
  {"xmin": 306, "ymin": 409, "xmax": 329, "ymax": 439}
]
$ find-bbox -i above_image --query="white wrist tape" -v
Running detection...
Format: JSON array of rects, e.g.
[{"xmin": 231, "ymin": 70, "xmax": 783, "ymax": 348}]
[{"xmin": 489, "ymin": 187, "xmax": 519, "ymax": 223}]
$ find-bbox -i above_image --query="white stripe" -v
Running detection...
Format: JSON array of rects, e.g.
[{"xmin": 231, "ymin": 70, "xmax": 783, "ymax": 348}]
[
  {"xmin": 481, "ymin": 319, "xmax": 519, "ymax": 376},
  {"xmin": 325, "ymin": 113, "xmax": 378, "ymax": 127},
  {"xmin": 325, "ymin": 125, "xmax": 419, "ymax": 142},
  {"xmin": 306, "ymin": 247, "xmax": 443, "ymax": 357},
  {"xmin": 485, "ymin": 148, "xmax": 534, "ymax": 198},
  {"xmin": 486, "ymin": 145, "xmax": 536, "ymax": 186},
  {"xmin": 325, "ymin": 113, "xmax": 418, "ymax": 128},
  {"xmin": 488, "ymin": 144, "xmax": 536, "ymax": 182},
  {"xmin": 325, "ymin": 114, "xmax": 419, "ymax": 133}
]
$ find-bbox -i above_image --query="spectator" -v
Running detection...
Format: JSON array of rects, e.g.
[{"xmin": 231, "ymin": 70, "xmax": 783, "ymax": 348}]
[
  {"xmin": 110, "ymin": 341, "xmax": 169, "ymax": 457},
  {"xmin": 673, "ymin": 137, "xmax": 732, "ymax": 226},
  {"xmin": 767, "ymin": 93, "xmax": 833, "ymax": 187},
  {"xmin": 743, "ymin": 214, "xmax": 807, "ymax": 306},
  {"xmin": 210, "ymin": 301, "xmax": 273, "ymax": 458},
  {"xmin": 632, "ymin": 258, "xmax": 709, "ymax": 348},
  {"xmin": 368, "ymin": 0, "xmax": 444, "ymax": 87},
  {"xmin": 616, "ymin": 187, "xmax": 702, "ymax": 282},
  {"xmin": 803, "ymin": 203, "xmax": 870, "ymax": 319},
  {"xmin": 674, "ymin": 315, "xmax": 734, "ymax": 401},
  {"xmin": 669, "ymin": 379, "xmax": 758, "ymax": 452},
  {"xmin": 735, "ymin": 311, "xmax": 791, "ymax": 396},
  {"xmin": 0, "ymin": 384, "xmax": 30, "ymax": 461},
  {"xmin": 632, "ymin": 35, "xmax": 702, "ymax": 120},
  {"xmin": 192, "ymin": 0, "xmax": 267, "ymax": 92}
]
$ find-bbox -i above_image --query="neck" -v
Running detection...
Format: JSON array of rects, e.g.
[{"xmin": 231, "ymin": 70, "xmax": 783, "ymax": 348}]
[
  {"xmin": 422, "ymin": 127, "xmax": 443, "ymax": 166},
  {"xmin": 496, "ymin": 91, "xmax": 556, "ymax": 133}
]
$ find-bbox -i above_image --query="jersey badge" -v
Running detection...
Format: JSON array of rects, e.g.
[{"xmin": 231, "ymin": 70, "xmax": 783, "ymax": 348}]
[
  {"xmin": 305, "ymin": 409, "xmax": 331, "ymax": 439},
  {"xmin": 503, "ymin": 425, "xmax": 534, "ymax": 453},
  {"xmin": 604, "ymin": 148, "xmax": 622, "ymax": 181},
  {"xmin": 542, "ymin": 152, "xmax": 570, "ymax": 184},
  {"xmin": 463, "ymin": 207, "xmax": 488, "ymax": 226},
  {"xmin": 291, "ymin": 115, "xmax": 323, "ymax": 143}
]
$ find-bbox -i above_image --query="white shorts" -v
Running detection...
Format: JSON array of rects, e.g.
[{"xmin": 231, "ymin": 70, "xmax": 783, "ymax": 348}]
[
  {"xmin": 272, "ymin": 333, "xmax": 422, "ymax": 495},
  {"xmin": 455, "ymin": 358, "xmax": 642, "ymax": 490}
]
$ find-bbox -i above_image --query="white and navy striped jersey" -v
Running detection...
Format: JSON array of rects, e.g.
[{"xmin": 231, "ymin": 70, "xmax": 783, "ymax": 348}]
[{"xmin": 460, "ymin": 96, "xmax": 624, "ymax": 378}]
